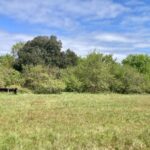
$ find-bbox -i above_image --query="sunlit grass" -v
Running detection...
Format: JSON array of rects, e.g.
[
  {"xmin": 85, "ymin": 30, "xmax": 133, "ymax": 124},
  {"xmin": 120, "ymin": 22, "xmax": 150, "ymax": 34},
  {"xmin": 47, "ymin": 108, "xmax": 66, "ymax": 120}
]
[{"xmin": 0, "ymin": 93, "xmax": 150, "ymax": 150}]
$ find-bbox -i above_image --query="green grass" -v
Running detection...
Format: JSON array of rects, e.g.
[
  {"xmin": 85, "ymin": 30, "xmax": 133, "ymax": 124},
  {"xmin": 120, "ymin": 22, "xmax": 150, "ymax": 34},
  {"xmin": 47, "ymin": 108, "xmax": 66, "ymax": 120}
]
[{"xmin": 0, "ymin": 93, "xmax": 150, "ymax": 150}]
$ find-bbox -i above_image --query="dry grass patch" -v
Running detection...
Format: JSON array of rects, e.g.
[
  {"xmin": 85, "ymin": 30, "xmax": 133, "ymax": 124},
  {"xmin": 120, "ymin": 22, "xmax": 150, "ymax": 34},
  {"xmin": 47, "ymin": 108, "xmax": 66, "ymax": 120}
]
[{"xmin": 0, "ymin": 93, "xmax": 150, "ymax": 150}]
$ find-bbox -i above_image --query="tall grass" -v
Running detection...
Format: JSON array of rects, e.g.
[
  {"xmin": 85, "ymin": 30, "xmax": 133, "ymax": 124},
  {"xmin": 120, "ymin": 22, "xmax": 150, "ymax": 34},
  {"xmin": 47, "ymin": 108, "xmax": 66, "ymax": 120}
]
[{"xmin": 0, "ymin": 93, "xmax": 150, "ymax": 150}]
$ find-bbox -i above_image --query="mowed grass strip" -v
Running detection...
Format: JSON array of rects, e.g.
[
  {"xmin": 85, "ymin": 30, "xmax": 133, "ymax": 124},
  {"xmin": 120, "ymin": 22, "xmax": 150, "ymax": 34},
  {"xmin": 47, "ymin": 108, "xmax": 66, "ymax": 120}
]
[{"xmin": 0, "ymin": 93, "xmax": 150, "ymax": 150}]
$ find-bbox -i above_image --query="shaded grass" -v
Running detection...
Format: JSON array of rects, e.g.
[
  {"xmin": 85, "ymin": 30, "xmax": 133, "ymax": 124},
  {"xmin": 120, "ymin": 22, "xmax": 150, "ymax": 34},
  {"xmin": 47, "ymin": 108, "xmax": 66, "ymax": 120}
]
[{"xmin": 0, "ymin": 93, "xmax": 150, "ymax": 150}]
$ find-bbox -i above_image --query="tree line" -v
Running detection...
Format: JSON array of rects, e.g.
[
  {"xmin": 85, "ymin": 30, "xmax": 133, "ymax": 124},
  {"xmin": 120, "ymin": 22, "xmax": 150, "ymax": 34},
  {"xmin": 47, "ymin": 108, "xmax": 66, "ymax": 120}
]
[{"xmin": 0, "ymin": 35, "xmax": 150, "ymax": 94}]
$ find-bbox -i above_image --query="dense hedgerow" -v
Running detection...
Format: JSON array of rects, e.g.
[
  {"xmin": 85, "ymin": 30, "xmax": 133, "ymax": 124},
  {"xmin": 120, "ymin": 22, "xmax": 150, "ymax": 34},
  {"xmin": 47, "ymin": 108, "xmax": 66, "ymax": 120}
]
[
  {"xmin": 63, "ymin": 53, "xmax": 149, "ymax": 93},
  {"xmin": 0, "ymin": 35, "xmax": 150, "ymax": 94},
  {"xmin": 0, "ymin": 52, "xmax": 150, "ymax": 94}
]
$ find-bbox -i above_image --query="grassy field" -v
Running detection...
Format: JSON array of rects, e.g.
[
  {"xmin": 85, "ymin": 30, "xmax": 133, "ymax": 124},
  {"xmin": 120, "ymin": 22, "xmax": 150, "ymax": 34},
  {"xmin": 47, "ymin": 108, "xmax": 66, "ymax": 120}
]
[{"xmin": 0, "ymin": 93, "xmax": 150, "ymax": 150}]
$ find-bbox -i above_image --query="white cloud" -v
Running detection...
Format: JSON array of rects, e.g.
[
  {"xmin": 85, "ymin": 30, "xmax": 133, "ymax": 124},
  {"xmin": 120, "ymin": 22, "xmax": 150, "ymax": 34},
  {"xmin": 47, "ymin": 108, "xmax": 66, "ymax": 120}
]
[
  {"xmin": 113, "ymin": 54, "xmax": 127, "ymax": 62},
  {"xmin": 122, "ymin": 15, "xmax": 150, "ymax": 26},
  {"xmin": 0, "ymin": 0, "xmax": 127, "ymax": 29},
  {"xmin": 125, "ymin": 0, "xmax": 146, "ymax": 6},
  {"xmin": 121, "ymin": 0, "xmax": 150, "ymax": 27},
  {"xmin": 61, "ymin": 37, "xmax": 108, "ymax": 56},
  {"xmin": 62, "ymin": 34, "xmax": 134, "ymax": 57},
  {"xmin": 95, "ymin": 33, "xmax": 132, "ymax": 43},
  {"xmin": 0, "ymin": 0, "xmax": 150, "ymax": 60},
  {"xmin": 134, "ymin": 43, "xmax": 150, "ymax": 48},
  {"xmin": 0, "ymin": 30, "xmax": 150, "ymax": 61},
  {"xmin": 0, "ymin": 31, "xmax": 33, "ymax": 54},
  {"xmin": 0, "ymin": 30, "xmax": 130, "ymax": 60}
]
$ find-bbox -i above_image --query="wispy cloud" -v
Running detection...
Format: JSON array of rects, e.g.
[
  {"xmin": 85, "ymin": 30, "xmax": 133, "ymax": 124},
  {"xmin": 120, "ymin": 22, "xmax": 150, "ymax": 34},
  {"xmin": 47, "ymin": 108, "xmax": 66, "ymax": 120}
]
[
  {"xmin": 95, "ymin": 33, "xmax": 132, "ymax": 43},
  {"xmin": 0, "ymin": 29, "xmax": 150, "ymax": 61},
  {"xmin": 0, "ymin": 0, "xmax": 127, "ymax": 29},
  {"xmin": 0, "ymin": 0, "xmax": 150, "ymax": 60},
  {"xmin": 0, "ymin": 31, "xmax": 33, "ymax": 54}
]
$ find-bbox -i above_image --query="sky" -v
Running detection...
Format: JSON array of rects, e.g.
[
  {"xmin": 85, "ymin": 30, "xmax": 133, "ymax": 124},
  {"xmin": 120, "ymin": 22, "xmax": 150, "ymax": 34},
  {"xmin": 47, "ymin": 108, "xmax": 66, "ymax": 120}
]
[{"xmin": 0, "ymin": 0, "xmax": 150, "ymax": 60}]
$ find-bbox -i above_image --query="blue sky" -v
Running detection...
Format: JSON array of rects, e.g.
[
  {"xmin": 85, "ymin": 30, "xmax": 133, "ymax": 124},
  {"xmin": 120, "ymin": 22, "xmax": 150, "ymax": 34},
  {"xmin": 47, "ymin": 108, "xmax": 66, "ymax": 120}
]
[{"xmin": 0, "ymin": 0, "xmax": 150, "ymax": 60}]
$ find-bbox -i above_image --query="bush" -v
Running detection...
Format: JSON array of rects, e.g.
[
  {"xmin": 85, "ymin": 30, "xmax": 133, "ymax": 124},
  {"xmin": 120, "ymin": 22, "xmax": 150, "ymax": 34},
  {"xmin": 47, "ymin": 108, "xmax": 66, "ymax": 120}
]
[
  {"xmin": 23, "ymin": 65, "xmax": 65, "ymax": 94},
  {"xmin": 110, "ymin": 65, "xmax": 146, "ymax": 94},
  {"xmin": 0, "ymin": 55, "xmax": 15, "ymax": 68},
  {"xmin": 1, "ymin": 51, "xmax": 150, "ymax": 94},
  {"xmin": 143, "ymin": 75, "xmax": 150, "ymax": 93},
  {"xmin": 33, "ymin": 79, "xmax": 65, "ymax": 94},
  {"xmin": 0, "ymin": 66, "xmax": 24, "ymax": 87},
  {"xmin": 0, "ymin": 55, "xmax": 23, "ymax": 87},
  {"xmin": 63, "ymin": 68, "xmax": 82, "ymax": 92},
  {"xmin": 64, "ymin": 53, "xmax": 113, "ymax": 93}
]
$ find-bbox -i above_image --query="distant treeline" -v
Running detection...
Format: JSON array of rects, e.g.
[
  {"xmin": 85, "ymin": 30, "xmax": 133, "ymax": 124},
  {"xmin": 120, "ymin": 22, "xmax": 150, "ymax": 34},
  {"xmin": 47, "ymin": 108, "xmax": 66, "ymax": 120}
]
[{"xmin": 0, "ymin": 35, "xmax": 150, "ymax": 94}]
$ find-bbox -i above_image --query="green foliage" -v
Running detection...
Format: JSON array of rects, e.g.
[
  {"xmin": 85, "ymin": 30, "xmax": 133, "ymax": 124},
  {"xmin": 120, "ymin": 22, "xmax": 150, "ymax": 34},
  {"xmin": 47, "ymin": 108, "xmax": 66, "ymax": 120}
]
[
  {"xmin": 0, "ymin": 73, "xmax": 5, "ymax": 87},
  {"xmin": 63, "ymin": 67, "xmax": 82, "ymax": 92},
  {"xmin": 64, "ymin": 52, "xmax": 149, "ymax": 94},
  {"xmin": 78, "ymin": 53, "xmax": 112, "ymax": 92},
  {"xmin": 143, "ymin": 75, "xmax": 150, "ymax": 93},
  {"xmin": 111, "ymin": 65, "xmax": 146, "ymax": 93},
  {"xmin": 122, "ymin": 54, "xmax": 150, "ymax": 93},
  {"xmin": 23, "ymin": 65, "xmax": 65, "ymax": 94},
  {"xmin": 64, "ymin": 52, "xmax": 113, "ymax": 93},
  {"xmin": 0, "ymin": 55, "xmax": 24, "ymax": 88},
  {"xmin": 0, "ymin": 66, "xmax": 24, "ymax": 87},
  {"xmin": 11, "ymin": 42, "xmax": 25, "ymax": 58},
  {"xmin": 0, "ymin": 55, "xmax": 15, "ymax": 68},
  {"xmin": 61, "ymin": 49, "xmax": 78, "ymax": 68},
  {"xmin": 1, "ymin": 35, "xmax": 150, "ymax": 94},
  {"xmin": 14, "ymin": 36, "xmax": 78, "ymax": 70},
  {"xmin": 122, "ymin": 54, "xmax": 150, "ymax": 74},
  {"xmin": 33, "ymin": 79, "xmax": 65, "ymax": 94}
]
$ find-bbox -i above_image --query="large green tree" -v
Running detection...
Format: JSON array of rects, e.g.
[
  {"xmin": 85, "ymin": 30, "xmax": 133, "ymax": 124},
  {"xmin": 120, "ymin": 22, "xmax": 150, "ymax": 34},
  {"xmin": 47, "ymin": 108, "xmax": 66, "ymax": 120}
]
[{"xmin": 14, "ymin": 36, "xmax": 78, "ymax": 70}]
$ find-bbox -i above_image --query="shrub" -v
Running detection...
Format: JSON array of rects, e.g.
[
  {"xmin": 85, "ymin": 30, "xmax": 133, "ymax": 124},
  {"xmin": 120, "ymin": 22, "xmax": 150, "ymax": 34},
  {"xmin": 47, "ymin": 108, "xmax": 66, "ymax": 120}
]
[
  {"xmin": 33, "ymin": 79, "xmax": 65, "ymax": 94},
  {"xmin": 64, "ymin": 52, "xmax": 112, "ymax": 93},
  {"xmin": 0, "ymin": 55, "xmax": 15, "ymax": 68},
  {"xmin": 23, "ymin": 65, "xmax": 65, "ymax": 94},
  {"xmin": 110, "ymin": 65, "xmax": 146, "ymax": 94},
  {"xmin": 63, "ymin": 68, "xmax": 82, "ymax": 92},
  {"xmin": 0, "ymin": 66, "xmax": 24, "ymax": 87},
  {"xmin": 143, "ymin": 75, "xmax": 150, "ymax": 93}
]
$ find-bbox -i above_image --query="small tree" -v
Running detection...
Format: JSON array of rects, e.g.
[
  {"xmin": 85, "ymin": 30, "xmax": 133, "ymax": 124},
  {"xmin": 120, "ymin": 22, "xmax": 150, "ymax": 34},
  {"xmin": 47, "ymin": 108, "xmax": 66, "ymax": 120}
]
[{"xmin": 11, "ymin": 42, "xmax": 25, "ymax": 58}]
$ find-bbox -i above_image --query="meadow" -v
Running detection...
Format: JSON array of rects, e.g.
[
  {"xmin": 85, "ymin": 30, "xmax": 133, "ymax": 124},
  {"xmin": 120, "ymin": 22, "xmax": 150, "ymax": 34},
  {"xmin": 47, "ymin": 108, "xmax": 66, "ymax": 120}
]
[{"xmin": 0, "ymin": 93, "xmax": 150, "ymax": 150}]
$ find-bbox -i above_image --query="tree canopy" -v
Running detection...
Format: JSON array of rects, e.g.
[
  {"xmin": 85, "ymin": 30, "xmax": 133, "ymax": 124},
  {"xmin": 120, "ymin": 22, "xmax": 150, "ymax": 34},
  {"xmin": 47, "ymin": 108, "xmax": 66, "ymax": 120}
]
[
  {"xmin": 122, "ymin": 54, "xmax": 150, "ymax": 75},
  {"xmin": 14, "ymin": 36, "xmax": 78, "ymax": 70},
  {"xmin": 0, "ymin": 35, "xmax": 150, "ymax": 94}
]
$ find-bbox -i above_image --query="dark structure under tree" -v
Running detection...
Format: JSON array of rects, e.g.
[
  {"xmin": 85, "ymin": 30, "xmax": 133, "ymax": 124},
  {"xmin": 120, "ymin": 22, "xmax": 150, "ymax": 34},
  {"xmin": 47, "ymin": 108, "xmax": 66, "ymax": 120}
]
[{"xmin": 0, "ymin": 88, "xmax": 18, "ymax": 94}]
